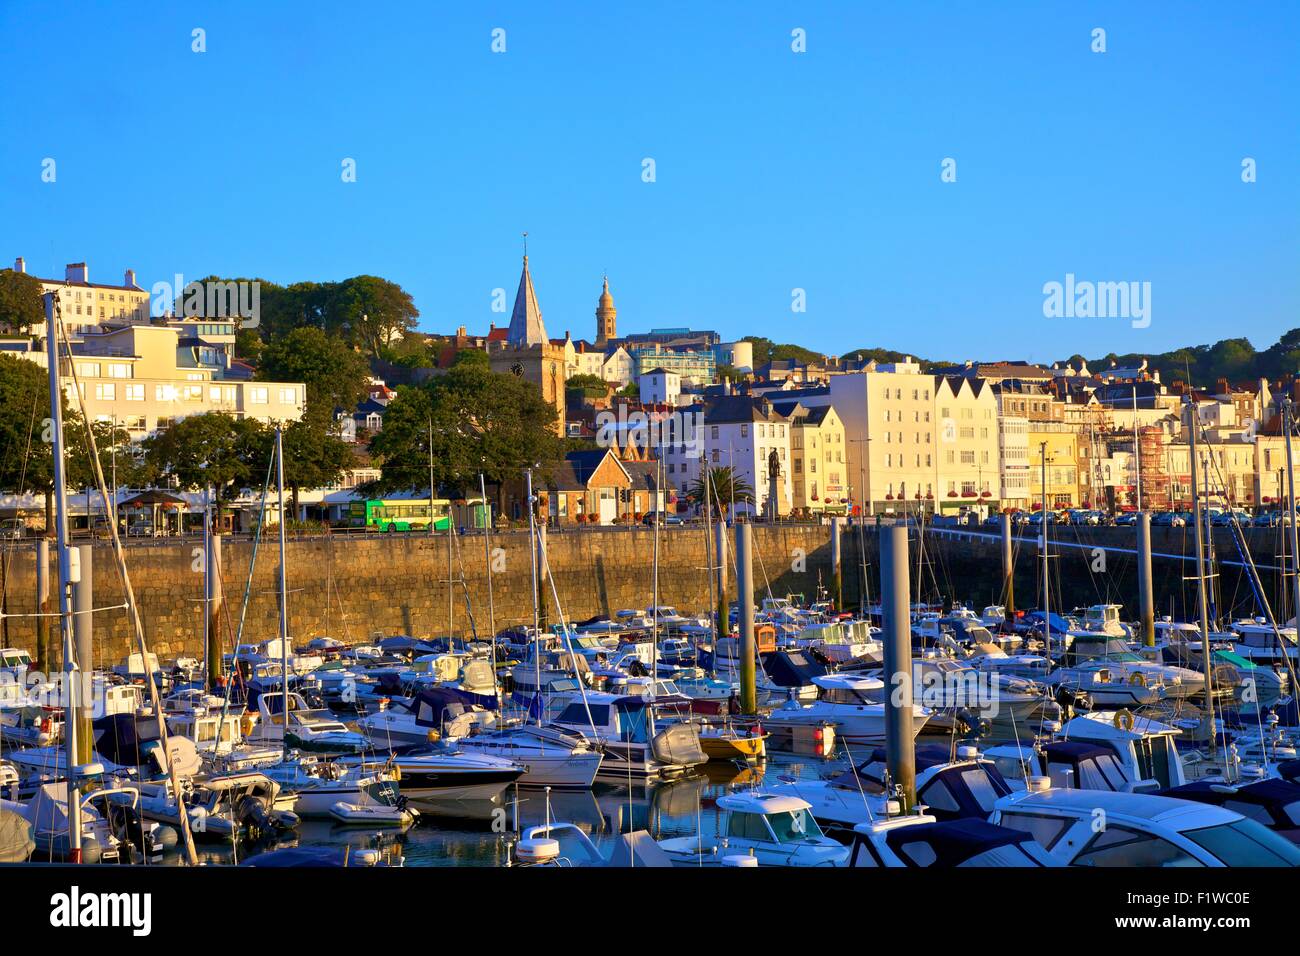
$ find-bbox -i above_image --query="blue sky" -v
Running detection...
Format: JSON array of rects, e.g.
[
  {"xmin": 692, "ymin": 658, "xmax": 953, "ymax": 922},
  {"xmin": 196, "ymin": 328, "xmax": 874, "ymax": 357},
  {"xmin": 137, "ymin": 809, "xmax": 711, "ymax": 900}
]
[{"xmin": 1, "ymin": 1, "xmax": 1296, "ymax": 364}]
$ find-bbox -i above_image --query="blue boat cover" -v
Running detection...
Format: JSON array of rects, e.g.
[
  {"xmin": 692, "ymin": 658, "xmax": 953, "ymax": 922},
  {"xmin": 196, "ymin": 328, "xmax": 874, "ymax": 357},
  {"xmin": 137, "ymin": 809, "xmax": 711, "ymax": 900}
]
[{"xmin": 883, "ymin": 817, "xmax": 1035, "ymax": 866}]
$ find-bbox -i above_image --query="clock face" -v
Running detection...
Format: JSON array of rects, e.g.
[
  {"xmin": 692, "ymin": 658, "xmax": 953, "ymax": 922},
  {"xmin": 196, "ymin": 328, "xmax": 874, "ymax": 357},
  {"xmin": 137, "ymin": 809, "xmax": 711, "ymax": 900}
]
[{"xmin": 941, "ymin": 418, "xmax": 957, "ymax": 443}]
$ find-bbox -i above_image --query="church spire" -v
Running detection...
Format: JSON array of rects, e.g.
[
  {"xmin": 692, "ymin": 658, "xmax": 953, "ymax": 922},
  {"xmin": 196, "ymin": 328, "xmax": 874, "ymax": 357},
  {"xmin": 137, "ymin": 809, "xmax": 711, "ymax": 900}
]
[{"xmin": 507, "ymin": 239, "xmax": 547, "ymax": 347}]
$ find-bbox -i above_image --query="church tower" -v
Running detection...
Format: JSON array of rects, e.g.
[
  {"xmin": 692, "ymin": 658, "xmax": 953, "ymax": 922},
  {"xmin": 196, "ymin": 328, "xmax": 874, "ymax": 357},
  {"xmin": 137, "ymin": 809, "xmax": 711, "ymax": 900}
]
[{"xmin": 595, "ymin": 275, "xmax": 617, "ymax": 348}]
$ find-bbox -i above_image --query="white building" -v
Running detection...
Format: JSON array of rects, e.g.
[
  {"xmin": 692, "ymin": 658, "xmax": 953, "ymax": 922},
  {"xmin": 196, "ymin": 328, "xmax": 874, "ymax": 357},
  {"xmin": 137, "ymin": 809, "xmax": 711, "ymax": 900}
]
[
  {"xmin": 639, "ymin": 367, "xmax": 682, "ymax": 406},
  {"xmin": 662, "ymin": 395, "xmax": 792, "ymax": 518}
]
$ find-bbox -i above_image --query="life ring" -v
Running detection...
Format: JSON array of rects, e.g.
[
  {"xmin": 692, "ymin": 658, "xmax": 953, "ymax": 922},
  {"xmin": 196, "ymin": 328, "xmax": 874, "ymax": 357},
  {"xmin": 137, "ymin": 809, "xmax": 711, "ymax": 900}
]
[
  {"xmin": 241, "ymin": 712, "xmax": 256, "ymax": 736},
  {"xmin": 1128, "ymin": 672, "xmax": 1147, "ymax": 687},
  {"xmin": 1113, "ymin": 709, "xmax": 1135, "ymax": 731}
]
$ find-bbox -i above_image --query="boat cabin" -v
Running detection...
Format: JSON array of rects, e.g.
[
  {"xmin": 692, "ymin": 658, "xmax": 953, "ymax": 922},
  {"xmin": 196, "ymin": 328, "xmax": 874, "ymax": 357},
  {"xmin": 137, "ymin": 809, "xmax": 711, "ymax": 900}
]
[
  {"xmin": 1060, "ymin": 712, "xmax": 1187, "ymax": 789},
  {"xmin": 837, "ymin": 745, "xmax": 1014, "ymax": 822}
]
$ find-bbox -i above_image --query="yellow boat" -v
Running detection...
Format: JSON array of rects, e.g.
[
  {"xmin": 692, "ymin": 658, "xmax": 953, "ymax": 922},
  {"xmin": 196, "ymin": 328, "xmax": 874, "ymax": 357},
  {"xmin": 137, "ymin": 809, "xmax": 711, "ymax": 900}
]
[{"xmin": 697, "ymin": 726, "xmax": 768, "ymax": 762}]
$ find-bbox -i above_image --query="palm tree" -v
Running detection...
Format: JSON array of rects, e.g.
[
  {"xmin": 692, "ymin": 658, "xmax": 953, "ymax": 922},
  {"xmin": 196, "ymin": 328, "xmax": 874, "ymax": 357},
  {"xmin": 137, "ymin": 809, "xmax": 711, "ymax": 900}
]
[{"xmin": 686, "ymin": 465, "xmax": 754, "ymax": 510}]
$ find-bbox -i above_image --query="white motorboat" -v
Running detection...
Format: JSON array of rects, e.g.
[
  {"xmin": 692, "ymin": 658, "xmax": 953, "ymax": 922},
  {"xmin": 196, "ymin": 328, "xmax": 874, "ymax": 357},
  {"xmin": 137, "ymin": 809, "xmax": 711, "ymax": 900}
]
[
  {"xmin": 454, "ymin": 724, "xmax": 602, "ymax": 789},
  {"xmin": 657, "ymin": 792, "xmax": 848, "ymax": 867},
  {"xmin": 382, "ymin": 749, "xmax": 524, "ymax": 805},
  {"xmin": 243, "ymin": 691, "xmax": 370, "ymax": 754},
  {"xmin": 546, "ymin": 690, "xmax": 707, "ymax": 782},
  {"xmin": 765, "ymin": 743, "xmax": 1015, "ymax": 833},
  {"xmin": 356, "ymin": 687, "xmax": 498, "ymax": 749},
  {"xmin": 762, "ymin": 674, "xmax": 930, "ymax": 745}
]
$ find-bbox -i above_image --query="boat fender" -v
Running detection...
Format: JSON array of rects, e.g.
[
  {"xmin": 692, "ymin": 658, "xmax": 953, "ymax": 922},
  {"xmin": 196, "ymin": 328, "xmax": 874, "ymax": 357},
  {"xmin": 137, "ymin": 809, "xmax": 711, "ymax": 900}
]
[
  {"xmin": 721, "ymin": 854, "xmax": 758, "ymax": 867},
  {"xmin": 1113, "ymin": 709, "xmax": 1135, "ymax": 731},
  {"xmin": 241, "ymin": 713, "xmax": 256, "ymax": 736}
]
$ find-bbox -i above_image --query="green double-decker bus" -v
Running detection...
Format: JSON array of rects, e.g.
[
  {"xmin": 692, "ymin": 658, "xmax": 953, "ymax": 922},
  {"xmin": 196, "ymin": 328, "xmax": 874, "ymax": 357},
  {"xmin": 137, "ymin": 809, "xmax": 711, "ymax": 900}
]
[{"xmin": 351, "ymin": 499, "xmax": 451, "ymax": 532}]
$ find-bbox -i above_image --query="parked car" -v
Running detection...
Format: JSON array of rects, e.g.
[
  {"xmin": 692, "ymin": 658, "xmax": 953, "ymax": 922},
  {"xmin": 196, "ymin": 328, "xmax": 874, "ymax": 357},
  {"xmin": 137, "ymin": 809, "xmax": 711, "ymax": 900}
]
[
  {"xmin": 991, "ymin": 788, "xmax": 1300, "ymax": 867},
  {"xmin": 640, "ymin": 512, "xmax": 684, "ymax": 526},
  {"xmin": 1151, "ymin": 512, "xmax": 1187, "ymax": 528},
  {"xmin": 1113, "ymin": 513, "xmax": 1138, "ymax": 527},
  {"xmin": 0, "ymin": 519, "xmax": 25, "ymax": 539}
]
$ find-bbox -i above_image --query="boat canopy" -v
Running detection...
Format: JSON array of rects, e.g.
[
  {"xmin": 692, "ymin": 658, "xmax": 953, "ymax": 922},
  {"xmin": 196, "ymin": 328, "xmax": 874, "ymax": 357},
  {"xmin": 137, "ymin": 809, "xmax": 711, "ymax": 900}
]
[
  {"xmin": 410, "ymin": 686, "xmax": 498, "ymax": 727},
  {"xmin": 763, "ymin": 650, "xmax": 829, "ymax": 689},
  {"xmin": 92, "ymin": 712, "xmax": 161, "ymax": 767},
  {"xmin": 881, "ymin": 817, "xmax": 1041, "ymax": 867}
]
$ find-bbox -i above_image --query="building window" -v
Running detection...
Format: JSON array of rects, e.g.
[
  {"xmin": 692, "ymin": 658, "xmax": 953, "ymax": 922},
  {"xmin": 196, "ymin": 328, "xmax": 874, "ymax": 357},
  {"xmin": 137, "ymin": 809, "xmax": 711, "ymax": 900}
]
[
  {"xmin": 94, "ymin": 383, "xmax": 115, "ymax": 401},
  {"xmin": 125, "ymin": 384, "xmax": 143, "ymax": 401},
  {"xmin": 249, "ymin": 386, "xmax": 268, "ymax": 405},
  {"xmin": 278, "ymin": 387, "xmax": 298, "ymax": 404}
]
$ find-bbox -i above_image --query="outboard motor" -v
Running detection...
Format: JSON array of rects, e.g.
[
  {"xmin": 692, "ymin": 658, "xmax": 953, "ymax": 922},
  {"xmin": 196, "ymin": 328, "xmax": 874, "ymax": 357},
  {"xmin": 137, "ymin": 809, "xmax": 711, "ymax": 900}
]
[{"xmin": 651, "ymin": 723, "xmax": 707, "ymax": 769}]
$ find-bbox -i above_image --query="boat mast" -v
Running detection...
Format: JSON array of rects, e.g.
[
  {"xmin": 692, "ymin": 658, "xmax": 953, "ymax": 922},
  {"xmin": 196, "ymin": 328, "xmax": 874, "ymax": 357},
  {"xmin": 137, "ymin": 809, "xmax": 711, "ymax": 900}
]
[
  {"xmin": 650, "ymin": 447, "xmax": 661, "ymax": 734},
  {"xmin": 1284, "ymin": 399, "xmax": 1300, "ymax": 628},
  {"xmin": 1040, "ymin": 441, "xmax": 1050, "ymax": 659},
  {"xmin": 275, "ymin": 424, "xmax": 290, "ymax": 759},
  {"xmin": 703, "ymin": 452, "xmax": 716, "ymax": 647},
  {"xmin": 480, "ymin": 472, "xmax": 497, "ymax": 696},
  {"xmin": 1186, "ymin": 399, "xmax": 1216, "ymax": 758},
  {"xmin": 525, "ymin": 467, "xmax": 540, "ymax": 725},
  {"xmin": 1133, "ymin": 384, "xmax": 1142, "ymax": 511},
  {"xmin": 44, "ymin": 291, "xmax": 82, "ymax": 862}
]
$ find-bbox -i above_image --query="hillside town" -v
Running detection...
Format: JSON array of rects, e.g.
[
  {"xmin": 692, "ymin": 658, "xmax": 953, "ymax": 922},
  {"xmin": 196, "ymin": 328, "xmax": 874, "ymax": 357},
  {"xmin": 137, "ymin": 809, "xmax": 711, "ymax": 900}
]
[{"xmin": 0, "ymin": 252, "xmax": 1293, "ymax": 534}]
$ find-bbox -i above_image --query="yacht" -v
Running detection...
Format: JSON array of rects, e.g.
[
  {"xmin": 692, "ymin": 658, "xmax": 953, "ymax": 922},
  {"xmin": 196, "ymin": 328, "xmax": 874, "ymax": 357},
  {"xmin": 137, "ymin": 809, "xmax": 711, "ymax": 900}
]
[
  {"xmin": 761, "ymin": 674, "xmax": 931, "ymax": 746},
  {"xmin": 380, "ymin": 748, "xmax": 524, "ymax": 805},
  {"xmin": 546, "ymin": 690, "xmax": 707, "ymax": 782},
  {"xmin": 454, "ymin": 724, "xmax": 603, "ymax": 788},
  {"xmin": 356, "ymin": 687, "xmax": 498, "ymax": 749},
  {"xmin": 243, "ymin": 691, "xmax": 370, "ymax": 754},
  {"xmin": 1048, "ymin": 634, "xmax": 1204, "ymax": 705},
  {"xmin": 847, "ymin": 814, "xmax": 1058, "ymax": 867},
  {"xmin": 765, "ymin": 743, "xmax": 1014, "ymax": 834},
  {"xmin": 657, "ymin": 792, "xmax": 848, "ymax": 867}
]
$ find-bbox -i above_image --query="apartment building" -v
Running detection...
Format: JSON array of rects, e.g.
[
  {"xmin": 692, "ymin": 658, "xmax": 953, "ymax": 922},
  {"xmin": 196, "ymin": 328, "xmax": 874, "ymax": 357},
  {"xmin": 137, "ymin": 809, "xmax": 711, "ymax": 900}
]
[
  {"xmin": 12, "ymin": 259, "xmax": 150, "ymax": 336},
  {"xmin": 773, "ymin": 401, "xmax": 848, "ymax": 515},
  {"xmin": 935, "ymin": 376, "xmax": 1001, "ymax": 511},
  {"xmin": 998, "ymin": 416, "xmax": 1031, "ymax": 509},
  {"xmin": 662, "ymin": 395, "xmax": 792, "ymax": 518},
  {"xmin": 14, "ymin": 323, "xmax": 305, "ymax": 437},
  {"xmin": 1028, "ymin": 423, "xmax": 1080, "ymax": 509}
]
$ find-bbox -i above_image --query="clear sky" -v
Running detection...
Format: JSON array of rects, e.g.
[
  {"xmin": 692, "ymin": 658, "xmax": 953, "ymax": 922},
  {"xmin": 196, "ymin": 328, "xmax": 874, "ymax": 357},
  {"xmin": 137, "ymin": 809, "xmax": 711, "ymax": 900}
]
[{"xmin": 1, "ymin": 1, "xmax": 1296, "ymax": 364}]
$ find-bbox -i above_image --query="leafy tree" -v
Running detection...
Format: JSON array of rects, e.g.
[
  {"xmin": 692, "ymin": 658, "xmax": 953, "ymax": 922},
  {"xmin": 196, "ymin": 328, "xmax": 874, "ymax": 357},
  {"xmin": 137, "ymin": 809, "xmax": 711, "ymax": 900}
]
[
  {"xmin": 0, "ymin": 269, "xmax": 44, "ymax": 334},
  {"xmin": 565, "ymin": 373, "xmax": 608, "ymax": 397},
  {"xmin": 142, "ymin": 413, "xmax": 267, "ymax": 520},
  {"xmin": 369, "ymin": 353, "xmax": 561, "ymax": 509},
  {"xmin": 256, "ymin": 326, "xmax": 370, "ymax": 428},
  {"xmin": 686, "ymin": 465, "xmax": 754, "ymax": 509},
  {"xmin": 329, "ymin": 275, "xmax": 420, "ymax": 356},
  {"xmin": 0, "ymin": 354, "xmax": 56, "ymax": 528},
  {"xmin": 269, "ymin": 421, "xmax": 358, "ymax": 520}
]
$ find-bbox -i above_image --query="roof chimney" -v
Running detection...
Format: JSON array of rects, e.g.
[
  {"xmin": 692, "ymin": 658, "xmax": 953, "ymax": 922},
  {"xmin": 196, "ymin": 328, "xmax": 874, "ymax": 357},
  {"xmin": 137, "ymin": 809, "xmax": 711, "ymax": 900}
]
[
  {"xmin": 124, "ymin": 268, "xmax": 137, "ymax": 288},
  {"xmin": 13, "ymin": 257, "xmax": 25, "ymax": 274},
  {"xmin": 65, "ymin": 262, "xmax": 88, "ymax": 284}
]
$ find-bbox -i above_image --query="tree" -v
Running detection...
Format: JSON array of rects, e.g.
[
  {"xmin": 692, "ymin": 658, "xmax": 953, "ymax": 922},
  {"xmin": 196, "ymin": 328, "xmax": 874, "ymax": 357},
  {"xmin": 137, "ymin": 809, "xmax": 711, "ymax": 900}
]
[
  {"xmin": 369, "ymin": 354, "xmax": 562, "ymax": 508},
  {"xmin": 686, "ymin": 465, "xmax": 754, "ymax": 510},
  {"xmin": 253, "ymin": 419, "xmax": 356, "ymax": 517},
  {"xmin": 256, "ymin": 326, "xmax": 370, "ymax": 428},
  {"xmin": 0, "ymin": 269, "xmax": 44, "ymax": 334},
  {"xmin": 0, "ymin": 354, "xmax": 56, "ymax": 528},
  {"xmin": 142, "ymin": 413, "xmax": 266, "ymax": 520},
  {"xmin": 329, "ymin": 275, "xmax": 420, "ymax": 356},
  {"xmin": 565, "ymin": 373, "xmax": 608, "ymax": 397}
]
